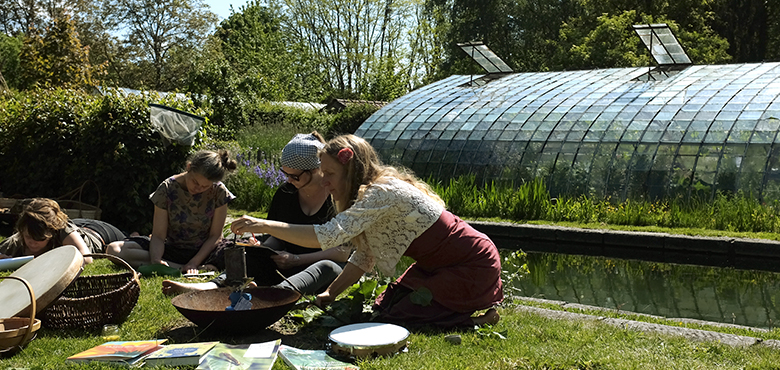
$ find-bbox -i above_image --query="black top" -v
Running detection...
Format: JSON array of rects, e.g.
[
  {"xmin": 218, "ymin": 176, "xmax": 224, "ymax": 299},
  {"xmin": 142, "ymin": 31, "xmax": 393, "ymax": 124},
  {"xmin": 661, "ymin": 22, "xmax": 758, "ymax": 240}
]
[{"xmin": 266, "ymin": 182, "xmax": 334, "ymax": 255}]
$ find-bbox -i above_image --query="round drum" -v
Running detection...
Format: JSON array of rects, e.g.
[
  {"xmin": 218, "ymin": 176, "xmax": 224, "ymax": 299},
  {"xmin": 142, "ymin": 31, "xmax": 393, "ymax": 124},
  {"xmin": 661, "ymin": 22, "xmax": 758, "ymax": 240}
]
[
  {"xmin": 328, "ymin": 322, "xmax": 409, "ymax": 359},
  {"xmin": 0, "ymin": 246, "xmax": 83, "ymax": 319}
]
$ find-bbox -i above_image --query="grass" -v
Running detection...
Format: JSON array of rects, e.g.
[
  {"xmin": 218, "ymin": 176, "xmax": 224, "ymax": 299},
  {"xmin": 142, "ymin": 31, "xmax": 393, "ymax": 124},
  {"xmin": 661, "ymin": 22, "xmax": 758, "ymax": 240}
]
[{"xmin": 3, "ymin": 233, "xmax": 780, "ymax": 369}]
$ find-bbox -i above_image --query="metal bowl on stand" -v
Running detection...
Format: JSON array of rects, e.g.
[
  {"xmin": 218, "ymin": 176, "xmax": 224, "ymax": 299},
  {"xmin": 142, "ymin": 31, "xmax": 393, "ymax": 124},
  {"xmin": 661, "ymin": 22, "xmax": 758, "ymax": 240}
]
[{"xmin": 171, "ymin": 286, "xmax": 300, "ymax": 334}]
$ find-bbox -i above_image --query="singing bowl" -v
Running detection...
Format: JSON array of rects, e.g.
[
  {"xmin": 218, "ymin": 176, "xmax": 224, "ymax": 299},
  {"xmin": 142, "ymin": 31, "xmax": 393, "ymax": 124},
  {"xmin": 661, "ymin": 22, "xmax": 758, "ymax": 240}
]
[{"xmin": 171, "ymin": 286, "xmax": 301, "ymax": 333}]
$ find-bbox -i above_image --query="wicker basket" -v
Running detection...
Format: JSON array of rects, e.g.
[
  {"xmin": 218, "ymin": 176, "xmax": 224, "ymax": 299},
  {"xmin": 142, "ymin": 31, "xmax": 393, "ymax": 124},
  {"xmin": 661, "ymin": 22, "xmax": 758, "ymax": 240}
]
[
  {"xmin": 39, "ymin": 254, "xmax": 140, "ymax": 330},
  {"xmin": 0, "ymin": 276, "xmax": 41, "ymax": 357},
  {"xmin": 57, "ymin": 181, "xmax": 102, "ymax": 220}
]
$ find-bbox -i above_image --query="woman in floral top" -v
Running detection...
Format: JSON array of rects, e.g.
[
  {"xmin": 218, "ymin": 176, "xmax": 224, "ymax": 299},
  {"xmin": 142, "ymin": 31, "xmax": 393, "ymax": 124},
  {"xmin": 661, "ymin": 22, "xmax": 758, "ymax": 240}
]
[
  {"xmin": 232, "ymin": 135, "xmax": 502, "ymax": 329},
  {"xmin": 107, "ymin": 149, "xmax": 236, "ymax": 274}
]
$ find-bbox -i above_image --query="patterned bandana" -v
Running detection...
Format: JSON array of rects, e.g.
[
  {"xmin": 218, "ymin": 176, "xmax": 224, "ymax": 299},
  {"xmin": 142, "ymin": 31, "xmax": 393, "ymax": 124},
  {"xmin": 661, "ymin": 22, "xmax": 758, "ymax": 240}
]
[{"xmin": 280, "ymin": 134, "xmax": 325, "ymax": 170}]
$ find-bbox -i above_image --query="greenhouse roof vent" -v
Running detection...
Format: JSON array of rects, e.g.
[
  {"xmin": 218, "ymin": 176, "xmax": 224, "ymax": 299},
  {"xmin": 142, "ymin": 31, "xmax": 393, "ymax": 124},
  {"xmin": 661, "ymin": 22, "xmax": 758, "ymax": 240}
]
[
  {"xmin": 458, "ymin": 41, "xmax": 513, "ymax": 87},
  {"xmin": 632, "ymin": 24, "xmax": 691, "ymax": 81}
]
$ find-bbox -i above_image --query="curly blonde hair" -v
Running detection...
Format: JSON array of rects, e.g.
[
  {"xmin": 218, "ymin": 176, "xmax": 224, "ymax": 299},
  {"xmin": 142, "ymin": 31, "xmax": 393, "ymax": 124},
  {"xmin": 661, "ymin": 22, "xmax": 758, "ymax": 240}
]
[
  {"xmin": 16, "ymin": 198, "xmax": 69, "ymax": 241},
  {"xmin": 320, "ymin": 134, "xmax": 444, "ymax": 213}
]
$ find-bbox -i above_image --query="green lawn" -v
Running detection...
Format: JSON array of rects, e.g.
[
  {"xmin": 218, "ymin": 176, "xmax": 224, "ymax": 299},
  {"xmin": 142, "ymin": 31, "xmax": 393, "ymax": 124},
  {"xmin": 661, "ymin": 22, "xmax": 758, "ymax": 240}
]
[{"xmin": 3, "ymin": 215, "xmax": 780, "ymax": 369}]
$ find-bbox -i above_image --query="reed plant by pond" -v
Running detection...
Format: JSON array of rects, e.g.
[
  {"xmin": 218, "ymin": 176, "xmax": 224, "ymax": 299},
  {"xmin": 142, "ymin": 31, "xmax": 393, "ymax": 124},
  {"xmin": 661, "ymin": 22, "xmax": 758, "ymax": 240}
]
[{"xmin": 432, "ymin": 175, "xmax": 780, "ymax": 236}]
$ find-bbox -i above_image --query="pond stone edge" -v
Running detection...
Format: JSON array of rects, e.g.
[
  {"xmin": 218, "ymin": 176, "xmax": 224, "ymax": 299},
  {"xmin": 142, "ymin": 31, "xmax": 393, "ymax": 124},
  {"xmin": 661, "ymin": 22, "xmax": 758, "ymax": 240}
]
[
  {"xmin": 513, "ymin": 296, "xmax": 780, "ymax": 350},
  {"xmin": 470, "ymin": 221, "xmax": 780, "ymax": 273}
]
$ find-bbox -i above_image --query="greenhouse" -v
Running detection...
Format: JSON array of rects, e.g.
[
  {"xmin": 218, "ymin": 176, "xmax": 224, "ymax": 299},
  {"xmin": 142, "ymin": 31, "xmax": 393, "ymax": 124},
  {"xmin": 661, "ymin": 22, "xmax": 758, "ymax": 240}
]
[{"xmin": 356, "ymin": 27, "xmax": 780, "ymax": 202}]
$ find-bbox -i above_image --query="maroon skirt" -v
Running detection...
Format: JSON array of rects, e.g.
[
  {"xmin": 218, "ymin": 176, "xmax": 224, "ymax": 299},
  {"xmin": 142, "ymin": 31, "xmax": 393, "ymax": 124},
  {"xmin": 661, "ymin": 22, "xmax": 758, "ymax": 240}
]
[{"xmin": 373, "ymin": 210, "xmax": 503, "ymax": 328}]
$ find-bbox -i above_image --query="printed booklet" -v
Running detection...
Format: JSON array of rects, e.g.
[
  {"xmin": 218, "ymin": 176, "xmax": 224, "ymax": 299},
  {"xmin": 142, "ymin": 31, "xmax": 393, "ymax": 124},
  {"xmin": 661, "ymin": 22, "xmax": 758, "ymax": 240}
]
[
  {"xmin": 196, "ymin": 339, "xmax": 281, "ymax": 370},
  {"xmin": 66, "ymin": 339, "xmax": 167, "ymax": 367},
  {"xmin": 143, "ymin": 341, "xmax": 219, "ymax": 367},
  {"xmin": 278, "ymin": 345, "xmax": 359, "ymax": 370}
]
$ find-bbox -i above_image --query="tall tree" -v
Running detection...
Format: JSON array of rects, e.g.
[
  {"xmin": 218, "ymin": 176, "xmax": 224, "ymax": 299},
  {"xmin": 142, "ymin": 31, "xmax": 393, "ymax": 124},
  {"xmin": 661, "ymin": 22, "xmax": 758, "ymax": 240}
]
[
  {"xmin": 711, "ymin": 0, "xmax": 768, "ymax": 63},
  {"xmin": 0, "ymin": 33, "xmax": 22, "ymax": 89},
  {"xmin": 103, "ymin": 0, "xmax": 218, "ymax": 90},
  {"xmin": 214, "ymin": 1, "xmax": 323, "ymax": 101},
  {"xmin": 0, "ymin": 0, "xmax": 41, "ymax": 36},
  {"xmin": 18, "ymin": 13, "xmax": 102, "ymax": 89},
  {"xmin": 277, "ymin": 0, "xmax": 415, "ymax": 98}
]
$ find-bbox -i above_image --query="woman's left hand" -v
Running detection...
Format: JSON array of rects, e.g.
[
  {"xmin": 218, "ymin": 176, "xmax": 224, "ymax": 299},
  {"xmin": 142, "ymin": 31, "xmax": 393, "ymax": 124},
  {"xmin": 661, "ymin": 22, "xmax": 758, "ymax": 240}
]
[
  {"xmin": 231, "ymin": 215, "xmax": 265, "ymax": 236},
  {"xmin": 271, "ymin": 251, "xmax": 301, "ymax": 269}
]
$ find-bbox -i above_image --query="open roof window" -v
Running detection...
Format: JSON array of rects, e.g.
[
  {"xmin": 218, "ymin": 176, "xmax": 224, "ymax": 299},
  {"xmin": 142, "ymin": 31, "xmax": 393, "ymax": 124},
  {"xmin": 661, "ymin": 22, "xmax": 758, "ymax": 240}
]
[
  {"xmin": 633, "ymin": 24, "xmax": 692, "ymax": 81},
  {"xmin": 458, "ymin": 41, "xmax": 513, "ymax": 87}
]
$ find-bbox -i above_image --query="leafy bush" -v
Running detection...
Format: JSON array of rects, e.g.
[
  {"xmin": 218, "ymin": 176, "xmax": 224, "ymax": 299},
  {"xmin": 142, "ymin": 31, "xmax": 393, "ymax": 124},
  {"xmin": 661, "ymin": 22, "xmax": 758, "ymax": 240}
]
[
  {"xmin": 325, "ymin": 103, "xmax": 380, "ymax": 137},
  {"xmin": 0, "ymin": 88, "xmax": 199, "ymax": 233}
]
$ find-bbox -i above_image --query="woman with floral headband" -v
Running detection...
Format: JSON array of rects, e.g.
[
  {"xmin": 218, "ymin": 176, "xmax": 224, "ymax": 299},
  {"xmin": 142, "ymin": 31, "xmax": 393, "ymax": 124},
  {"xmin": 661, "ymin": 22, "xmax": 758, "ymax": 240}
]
[{"xmin": 232, "ymin": 134, "xmax": 503, "ymax": 329}]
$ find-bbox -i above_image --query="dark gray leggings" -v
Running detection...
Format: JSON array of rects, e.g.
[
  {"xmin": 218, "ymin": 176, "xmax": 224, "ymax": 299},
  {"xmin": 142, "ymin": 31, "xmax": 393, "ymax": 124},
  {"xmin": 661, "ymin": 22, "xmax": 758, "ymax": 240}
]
[
  {"xmin": 273, "ymin": 260, "xmax": 345, "ymax": 295},
  {"xmin": 212, "ymin": 260, "xmax": 345, "ymax": 295}
]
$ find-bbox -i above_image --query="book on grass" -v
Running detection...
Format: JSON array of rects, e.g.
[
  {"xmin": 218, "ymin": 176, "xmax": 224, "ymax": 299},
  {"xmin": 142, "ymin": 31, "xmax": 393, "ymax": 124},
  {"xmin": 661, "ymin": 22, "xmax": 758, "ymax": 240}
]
[
  {"xmin": 66, "ymin": 339, "xmax": 167, "ymax": 367},
  {"xmin": 278, "ymin": 345, "xmax": 359, "ymax": 370},
  {"xmin": 143, "ymin": 341, "xmax": 219, "ymax": 367},
  {"xmin": 196, "ymin": 339, "xmax": 281, "ymax": 370}
]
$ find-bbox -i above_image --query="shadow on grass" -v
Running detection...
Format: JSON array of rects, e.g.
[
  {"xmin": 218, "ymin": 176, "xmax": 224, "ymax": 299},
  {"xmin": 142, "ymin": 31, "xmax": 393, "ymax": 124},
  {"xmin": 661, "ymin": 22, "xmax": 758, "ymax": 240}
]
[{"xmin": 158, "ymin": 315, "xmax": 334, "ymax": 350}]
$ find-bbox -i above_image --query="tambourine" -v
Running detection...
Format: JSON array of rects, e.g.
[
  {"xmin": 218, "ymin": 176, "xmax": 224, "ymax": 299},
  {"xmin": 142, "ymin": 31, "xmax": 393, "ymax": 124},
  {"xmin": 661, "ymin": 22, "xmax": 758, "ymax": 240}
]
[{"xmin": 328, "ymin": 322, "xmax": 410, "ymax": 359}]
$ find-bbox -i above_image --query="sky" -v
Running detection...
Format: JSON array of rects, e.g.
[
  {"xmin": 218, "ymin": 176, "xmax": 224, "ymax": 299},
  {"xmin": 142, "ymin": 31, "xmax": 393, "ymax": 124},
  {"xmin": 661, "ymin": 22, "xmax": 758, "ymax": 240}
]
[{"xmin": 203, "ymin": 0, "xmax": 250, "ymax": 21}]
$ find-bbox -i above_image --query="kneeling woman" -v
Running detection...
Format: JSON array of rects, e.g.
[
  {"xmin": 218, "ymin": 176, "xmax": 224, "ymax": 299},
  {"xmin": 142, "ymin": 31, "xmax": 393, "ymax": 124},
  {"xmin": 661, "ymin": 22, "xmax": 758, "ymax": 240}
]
[{"xmin": 232, "ymin": 134, "xmax": 503, "ymax": 329}]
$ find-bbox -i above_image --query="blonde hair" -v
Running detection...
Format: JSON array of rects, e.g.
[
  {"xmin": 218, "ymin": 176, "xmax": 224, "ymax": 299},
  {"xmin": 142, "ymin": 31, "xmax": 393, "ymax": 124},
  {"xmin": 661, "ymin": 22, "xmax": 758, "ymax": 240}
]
[
  {"xmin": 320, "ymin": 134, "xmax": 444, "ymax": 213},
  {"xmin": 16, "ymin": 198, "xmax": 69, "ymax": 241}
]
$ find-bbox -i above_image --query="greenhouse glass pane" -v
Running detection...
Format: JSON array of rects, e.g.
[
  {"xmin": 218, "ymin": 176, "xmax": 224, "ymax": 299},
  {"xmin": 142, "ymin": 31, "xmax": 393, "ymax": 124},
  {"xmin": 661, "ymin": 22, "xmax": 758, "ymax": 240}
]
[
  {"xmin": 727, "ymin": 130, "xmax": 754, "ymax": 143},
  {"xmin": 751, "ymin": 131, "xmax": 775, "ymax": 143},
  {"xmin": 532, "ymin": 130, "xmax": 552, "ymax": 141},
  {"xmin": 499, "ymin": 130, "xmax": 518, "ymax": 141},
  {"xmin": 675, "ymin": 111, "xmax": 696, "ymax": 120},
  {"xmin": 442, "ymin": 149, "xmax": 461, "ymax": 163},
  {"xmin": 739, "ymin": 111, "xmax": 763, "ymax": 120},
  {"xmin": 641, "ymin": 130, "xmax": 663, "ymax": 142},
  {"xmin": 694, "ymin": 111, "xmax": 718, "ymax": 121},
  {"xmin": 484, "ymin": 130, "xmax": 502, "ymax": 141},
  {"xmin": 695, "ymin": 154, "xmax": 721, "ymax": 173},
  {"xmin": 430, "ymin": 130, "xmax": 449, "ymax": 141},
  {"xmin": 716, "ymin": 111, "xmax": 740, "ymax": 120},
  {"xmin": 682, "ymin": 130, "xmax": 706, "ymax": 143},
  {"xmin": 583, "ymin": 130, "xmax": 605, "ymax": 142},
  {"xmin": 704, "ymin": 130, "xmax": 728, "ymax": 143},
  {"xmin": 567, "ymin": 130, "xmax": 587, "ymax": 141},
  {"xmin": 661, "ymin": 130, "xmax": 684, "ymax": 142},
  {"xmin": 678, "ymin": 144, "xmax": 699, "ymax": 155}
]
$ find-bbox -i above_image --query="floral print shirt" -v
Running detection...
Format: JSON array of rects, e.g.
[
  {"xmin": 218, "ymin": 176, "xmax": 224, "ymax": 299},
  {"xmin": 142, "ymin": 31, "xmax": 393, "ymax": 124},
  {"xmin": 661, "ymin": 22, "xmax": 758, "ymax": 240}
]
[{"xmin": 149, "ymin": 176, "xmax": 235, "ymax": 252}]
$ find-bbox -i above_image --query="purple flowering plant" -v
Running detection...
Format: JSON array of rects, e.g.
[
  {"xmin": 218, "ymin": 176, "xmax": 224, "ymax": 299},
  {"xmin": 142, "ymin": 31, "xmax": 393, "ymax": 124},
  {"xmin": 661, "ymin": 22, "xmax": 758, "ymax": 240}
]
[{"xmin": 207, "ymin": 143, "xmax": 286, "ymax": 212}]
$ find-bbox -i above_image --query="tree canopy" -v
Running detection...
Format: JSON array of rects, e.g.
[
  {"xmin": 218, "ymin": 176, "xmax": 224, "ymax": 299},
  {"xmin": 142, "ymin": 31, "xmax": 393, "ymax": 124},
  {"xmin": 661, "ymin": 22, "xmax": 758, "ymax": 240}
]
[{"xmin": 0, "ymin": 0, "xmax": 778, "ymax": 103}]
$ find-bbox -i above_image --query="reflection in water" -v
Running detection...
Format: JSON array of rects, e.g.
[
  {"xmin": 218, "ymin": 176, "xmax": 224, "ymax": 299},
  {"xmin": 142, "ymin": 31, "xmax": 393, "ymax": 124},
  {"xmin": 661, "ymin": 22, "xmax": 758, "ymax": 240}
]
[{"xmin": 509, "ymin": 252, "xmax": 780, "ymax": 329}]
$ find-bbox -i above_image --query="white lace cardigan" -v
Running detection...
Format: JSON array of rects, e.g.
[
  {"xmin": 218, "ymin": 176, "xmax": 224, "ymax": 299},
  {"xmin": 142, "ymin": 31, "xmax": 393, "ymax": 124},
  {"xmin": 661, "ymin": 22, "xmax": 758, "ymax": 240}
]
[{"xmin": 313, "ymin": 177, "xmax": 444, "ymax": 275}]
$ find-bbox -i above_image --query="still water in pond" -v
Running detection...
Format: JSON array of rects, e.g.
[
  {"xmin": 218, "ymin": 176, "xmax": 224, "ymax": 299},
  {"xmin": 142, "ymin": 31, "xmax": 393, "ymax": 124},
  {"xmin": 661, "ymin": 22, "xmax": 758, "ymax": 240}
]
[{"xmin": 508, "ymin": 252, "xmax": 780, "ymax": 329}]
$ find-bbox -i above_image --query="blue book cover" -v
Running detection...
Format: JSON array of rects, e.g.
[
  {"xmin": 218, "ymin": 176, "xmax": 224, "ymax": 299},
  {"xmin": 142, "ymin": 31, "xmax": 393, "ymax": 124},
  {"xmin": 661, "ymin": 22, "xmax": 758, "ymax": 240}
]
[{"xmin": 144, "ymin": 341, "xmax": 219, "ymax": 366}]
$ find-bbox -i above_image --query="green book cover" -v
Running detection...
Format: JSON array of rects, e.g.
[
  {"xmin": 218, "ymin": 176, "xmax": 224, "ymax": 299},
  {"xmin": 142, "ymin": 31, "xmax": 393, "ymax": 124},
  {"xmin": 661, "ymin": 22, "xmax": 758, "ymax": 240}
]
[
  {"xmin": 196, "ymin": 339, "xmax": 280, "ymax": 370},
  {"xmin": 143, "ymin": 341, "xmax": 219, "ymax": 367},
  {"xmin": 278, "ymin": 345, "xmax": 359, "ymax": 370}
]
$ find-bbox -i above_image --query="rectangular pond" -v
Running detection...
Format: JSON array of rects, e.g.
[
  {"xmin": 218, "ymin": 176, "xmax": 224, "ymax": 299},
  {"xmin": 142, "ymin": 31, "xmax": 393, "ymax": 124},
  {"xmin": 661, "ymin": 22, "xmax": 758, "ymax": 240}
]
[{"xmin": 505, "ymin": 252, "xmax": 780, "ymax": 329}]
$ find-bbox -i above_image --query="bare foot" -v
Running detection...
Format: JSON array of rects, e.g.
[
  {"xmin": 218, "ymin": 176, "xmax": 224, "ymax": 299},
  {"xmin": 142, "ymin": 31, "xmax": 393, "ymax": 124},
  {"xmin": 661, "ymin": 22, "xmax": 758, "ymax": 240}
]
[
  {"xmin": 472, "ymin": 308, "xmax": 500, "ymax": 326},
  {"xmin": 161, "ymin": 280, "xmax": 219, "ymax": 296}
]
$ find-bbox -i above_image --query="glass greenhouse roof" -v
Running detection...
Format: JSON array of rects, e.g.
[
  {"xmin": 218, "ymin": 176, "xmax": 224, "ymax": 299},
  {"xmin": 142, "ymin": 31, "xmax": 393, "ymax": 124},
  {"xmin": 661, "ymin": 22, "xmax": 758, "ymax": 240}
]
[{"xmin": 355, "ymin": 63, "xmax": 780, "ymax": 201}]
